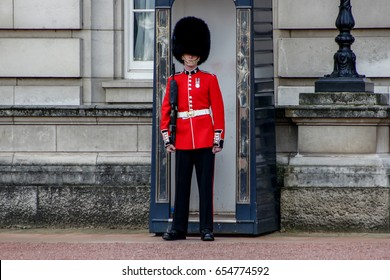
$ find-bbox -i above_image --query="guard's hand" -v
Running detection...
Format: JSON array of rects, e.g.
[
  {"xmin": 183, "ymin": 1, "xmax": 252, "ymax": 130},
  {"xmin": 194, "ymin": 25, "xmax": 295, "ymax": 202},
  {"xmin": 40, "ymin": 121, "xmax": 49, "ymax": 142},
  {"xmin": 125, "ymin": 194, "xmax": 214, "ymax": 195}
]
[
  {"xmin": 166, "ymin": 144, "xmax": 176, "ymax": 153},
  {"xmin": 212, "ymin": 147, "xmax": 222, "ymax": 154}
]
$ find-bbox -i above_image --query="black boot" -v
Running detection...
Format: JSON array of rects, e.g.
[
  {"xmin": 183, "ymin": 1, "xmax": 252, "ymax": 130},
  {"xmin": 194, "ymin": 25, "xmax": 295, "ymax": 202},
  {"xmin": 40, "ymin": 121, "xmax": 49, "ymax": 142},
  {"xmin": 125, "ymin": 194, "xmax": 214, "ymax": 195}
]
[
  {"xmin": 162, "ymin": 230, "xmax": 186, "ymax": 241},
  {"xmin": 201, "ymin": 229, "xmax": 214, "ymax": 241}
]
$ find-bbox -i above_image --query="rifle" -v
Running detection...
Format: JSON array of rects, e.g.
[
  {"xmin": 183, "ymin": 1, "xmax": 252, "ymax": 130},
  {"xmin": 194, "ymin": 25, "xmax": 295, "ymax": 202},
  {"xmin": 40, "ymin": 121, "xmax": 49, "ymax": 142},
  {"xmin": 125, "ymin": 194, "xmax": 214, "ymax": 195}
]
[{"xmin": 169, "ymin": 64, "xmax": 178, "ymax": 145}]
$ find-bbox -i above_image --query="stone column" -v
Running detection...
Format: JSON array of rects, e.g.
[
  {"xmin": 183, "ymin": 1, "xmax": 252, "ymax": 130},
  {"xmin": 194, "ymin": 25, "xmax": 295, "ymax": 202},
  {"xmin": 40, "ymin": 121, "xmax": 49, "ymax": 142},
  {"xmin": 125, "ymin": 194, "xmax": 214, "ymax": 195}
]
[{"xmin": 279, "ymin": 91, "xmax": 390, "ymax": 232}]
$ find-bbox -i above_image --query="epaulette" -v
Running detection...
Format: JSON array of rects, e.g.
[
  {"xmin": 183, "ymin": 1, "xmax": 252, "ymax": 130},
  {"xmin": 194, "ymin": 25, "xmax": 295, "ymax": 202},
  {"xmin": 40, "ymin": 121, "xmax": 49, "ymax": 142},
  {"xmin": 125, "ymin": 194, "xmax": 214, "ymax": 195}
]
[
  {"xmin": 199, "ymin": 69, "xmax": 216, "ymax": 76},
  {"xmin": 170, "ymin": 71, "xmax": 183, "ymax": 78}
]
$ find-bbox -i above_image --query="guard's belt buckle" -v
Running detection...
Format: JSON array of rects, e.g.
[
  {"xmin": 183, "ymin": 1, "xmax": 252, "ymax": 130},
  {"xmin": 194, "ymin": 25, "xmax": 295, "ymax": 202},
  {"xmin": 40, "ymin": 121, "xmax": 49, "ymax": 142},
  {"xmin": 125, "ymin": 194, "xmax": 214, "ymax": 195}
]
[{"xmin": 187, "ymin": 110, "xmax": 195, "ymax": 118}]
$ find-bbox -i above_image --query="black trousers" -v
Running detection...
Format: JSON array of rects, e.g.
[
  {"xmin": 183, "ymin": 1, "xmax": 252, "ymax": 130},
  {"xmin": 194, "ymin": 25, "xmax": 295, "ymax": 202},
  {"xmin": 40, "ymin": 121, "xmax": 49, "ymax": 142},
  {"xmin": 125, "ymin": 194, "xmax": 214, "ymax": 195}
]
[{"xmin": 172, "ymin": 148, "xmax": 215, "ymax": 234}]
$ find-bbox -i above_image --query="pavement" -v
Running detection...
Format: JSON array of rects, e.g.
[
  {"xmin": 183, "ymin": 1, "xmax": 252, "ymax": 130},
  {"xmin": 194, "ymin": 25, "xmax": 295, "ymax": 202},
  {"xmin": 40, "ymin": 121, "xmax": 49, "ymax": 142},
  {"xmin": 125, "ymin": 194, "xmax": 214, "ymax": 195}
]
[{"xmin": 1, "ymin": 229, "xmax": 390, "ymax": 260}]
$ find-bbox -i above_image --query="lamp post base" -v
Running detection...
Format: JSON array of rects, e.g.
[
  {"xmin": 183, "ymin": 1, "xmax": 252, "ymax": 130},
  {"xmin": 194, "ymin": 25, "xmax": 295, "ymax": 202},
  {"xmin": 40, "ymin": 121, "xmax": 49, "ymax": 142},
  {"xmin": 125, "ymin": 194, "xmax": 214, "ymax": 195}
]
[{"xmin": 315, "ymin": 77, "xmax": 374, "ymax": 93}]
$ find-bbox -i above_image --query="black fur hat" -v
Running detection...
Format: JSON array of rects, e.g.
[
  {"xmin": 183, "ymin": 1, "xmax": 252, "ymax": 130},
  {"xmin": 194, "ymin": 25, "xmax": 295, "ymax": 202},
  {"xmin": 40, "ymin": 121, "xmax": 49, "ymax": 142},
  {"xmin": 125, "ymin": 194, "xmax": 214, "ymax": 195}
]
[{"xmin": 172, "ymin": 16, "xmax": 211, "ymax": 65}]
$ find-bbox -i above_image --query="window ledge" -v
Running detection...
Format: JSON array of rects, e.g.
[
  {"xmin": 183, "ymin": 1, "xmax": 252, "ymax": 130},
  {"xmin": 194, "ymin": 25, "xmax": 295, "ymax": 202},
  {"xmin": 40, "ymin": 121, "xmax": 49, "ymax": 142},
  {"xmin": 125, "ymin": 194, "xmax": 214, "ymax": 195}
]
[
  {"xmin": 102, "ymin": 80, "xmax": 153, "ymax": 104},
  {"xmin": 102, "ymin": 79, "xmax": 153, "ymax": 89}
]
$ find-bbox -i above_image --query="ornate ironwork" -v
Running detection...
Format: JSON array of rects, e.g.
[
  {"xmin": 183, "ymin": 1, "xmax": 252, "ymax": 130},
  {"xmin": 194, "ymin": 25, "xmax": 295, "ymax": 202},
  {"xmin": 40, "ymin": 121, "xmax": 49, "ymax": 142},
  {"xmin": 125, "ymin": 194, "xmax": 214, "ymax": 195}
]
[
  {"xmin": 315, "ymin": 0, "xmax": 373, "ymax": 92},
  {"xmin": 326, "ymin": 0, "xmax": 362, "ymax": 78}
]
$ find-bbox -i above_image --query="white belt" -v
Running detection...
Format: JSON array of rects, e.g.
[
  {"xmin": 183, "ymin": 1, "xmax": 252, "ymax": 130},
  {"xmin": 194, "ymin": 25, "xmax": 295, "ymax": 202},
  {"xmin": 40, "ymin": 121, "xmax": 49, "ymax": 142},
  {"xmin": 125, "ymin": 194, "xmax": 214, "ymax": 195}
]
[{"xmin": 177, "ymin": 109, "xmax": 210, "ymax": 119}]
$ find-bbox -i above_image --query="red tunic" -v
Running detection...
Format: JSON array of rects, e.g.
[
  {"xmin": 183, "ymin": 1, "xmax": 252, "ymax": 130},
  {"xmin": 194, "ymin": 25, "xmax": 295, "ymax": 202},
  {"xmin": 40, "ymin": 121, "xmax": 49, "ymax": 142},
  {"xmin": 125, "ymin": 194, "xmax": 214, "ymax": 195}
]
[{"xmin": 161, "ymin": 68, "xmax": 225, "ymax": 150}]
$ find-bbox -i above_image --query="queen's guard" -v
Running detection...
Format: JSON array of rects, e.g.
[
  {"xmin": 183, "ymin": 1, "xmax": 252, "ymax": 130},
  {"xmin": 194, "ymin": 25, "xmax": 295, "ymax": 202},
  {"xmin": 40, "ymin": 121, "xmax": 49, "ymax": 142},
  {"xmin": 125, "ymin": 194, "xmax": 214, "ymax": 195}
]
[{"xmin": 160, "ymin": 16, "xmax": 225, "ymax": 241}]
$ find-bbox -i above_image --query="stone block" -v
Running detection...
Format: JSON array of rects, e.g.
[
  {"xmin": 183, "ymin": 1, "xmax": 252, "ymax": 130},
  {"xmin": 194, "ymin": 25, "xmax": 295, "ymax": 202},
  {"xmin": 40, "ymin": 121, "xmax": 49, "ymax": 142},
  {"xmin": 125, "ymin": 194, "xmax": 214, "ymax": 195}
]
[
  {"xmin": 0, "ymin": 152, "xmax": 151, "ymax": 228},
  {"xmin": 0, "ymin": 38, "xmax": 81, "ymax": 78},
  {"xmin": 103, "ymin": 80, "xmax": 153, "ymax": 99},
  {"xmin": 105, "ymin": 87, "xmax": 153, "ymax": 103},
  {"xmin": 91, "ymin": 31, "xmax": 114, "ymax": 78},
  {"xmin": 285, "ymin": 156, "xmax": 389, "ymax": 188},
  {"xmin": 281, "ymin": 187, "xmax": 390, "ymax": 232},
  {"xmin": 275, "ymin": 124, "xmax": 298, "ymax": 153},
  {"xmin": 277, "ymin": 86, "xmax": 314, "ymax": 106},
  {"xmin": 91, "ymin": 78, "xmax": 107, "ymax": 104},
  {"xmin": 278, "ymin": 38, "xmax": 335, "ymax": 77},
  {"xmin": 56, "ymin": 125, "xmax": 138, "ymax": 152},
  {"xmin": 113, "ymin": 1, "xmax": 123, "ymax": 30},
  {"xmin": 2, "ymin": 165, "xmax": 97, "ymax": 186},
  {"xmin": 280, "ymin": 155, "xmax": 390, "ymax": 232},
  {"xmin": 0, "ymin": 0, "xmax": 13, "ymax": 28},
  {"xmin": 37, "ymin": 185, "xmax": 150, "ymax": 228},
  {"xmin": 91, "ymin": 0, "xmax": 114, "ymax": 30},
  {"xmin": 299, "ymin": 92, "xmax": 388, "ymax": 106},
  {"xmin": 0, "ymin": 177, "xmax": 150, "ymax": 228},
  {"xmin": 13, "ymin": 153, "xmax": 98, "ymax": 166},
  {"xmin": 278, "ymin": 38, "xmax": 390, "ymax": 78},
  {"xmin": 14, "ymin": 0, "xmax": 82, "ymax": 29},
  {"xmin": 377, "ymin": 126, "xmax": 390, "ymax": 153},
  {"xmin": 0, "ymin": 86, "xmax": 14, "ymax": 105},
  {"xmin": 285, "ymin": 105, "xmax": 388, "ymax": 119},
  {"xmin": 114, "ymin": 31, "xmax": 124, "ymax": 79},
  {"xmin": 0, "ymin": 186, "xmax": 38, "ymax": 226},
  {"xmin": 96, "ymin": 165, "xmax": 151, "ymax": 186},
  {"xmin": 97, "ymin": 152, "xmax": 151, "ymax": 165},
  {"xmin": 0, "ymin": 153, "xmax": 13, "ymax": 165},
  {"xmin": 15, "ymin": 86, "xmax": 82, "ymax": 106},
  {"xmin": 298, "ymin": 126, "xmax": 377, "ymax": 154},
  {"xmin": 0, "ymin": 125, "xmax": 56, "ymax": 152},
  {"xmin": 138, "ymin": 125, "xmax": 152, "ymax": 152},
  {"xmin": 277, "ymin": 86, "xmax": 390, "ymax": 106},
  {"xmin": 277, "ymin": 0, "xmax": 390, "ymax": 29},
  {"xmin": 0, "ymin": 152, "xmax": 151, "ymax": 187}
]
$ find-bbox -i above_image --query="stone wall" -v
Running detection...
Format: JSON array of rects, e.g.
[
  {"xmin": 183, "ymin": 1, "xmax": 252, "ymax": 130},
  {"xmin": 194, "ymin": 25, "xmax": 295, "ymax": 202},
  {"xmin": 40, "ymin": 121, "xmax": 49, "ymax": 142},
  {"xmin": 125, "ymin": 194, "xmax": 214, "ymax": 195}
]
[
  {"xmin": 0, "ymin": 106, "xmax": 152, "ymax": 229},
  {"xmin": 0, "ymin": 0, "xmax": 129, "ymax": 106},
  {"xmin": 274, "ymin": 0, "xmax": 390, "ymax": 105}
]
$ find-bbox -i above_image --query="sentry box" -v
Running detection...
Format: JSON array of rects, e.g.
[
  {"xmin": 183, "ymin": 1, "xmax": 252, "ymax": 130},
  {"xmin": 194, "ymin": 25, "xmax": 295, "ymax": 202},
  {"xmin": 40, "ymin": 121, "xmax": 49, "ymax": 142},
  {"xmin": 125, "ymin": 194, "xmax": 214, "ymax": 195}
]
[{"xmin": 150, "ymin": 0, "xmax": 279, "ymax": 235}]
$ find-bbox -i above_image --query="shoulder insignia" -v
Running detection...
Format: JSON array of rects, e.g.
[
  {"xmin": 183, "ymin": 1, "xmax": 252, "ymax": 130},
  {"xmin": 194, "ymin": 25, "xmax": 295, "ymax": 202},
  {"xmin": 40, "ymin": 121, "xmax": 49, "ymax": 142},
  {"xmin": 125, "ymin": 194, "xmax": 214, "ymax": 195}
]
[
  {"xmin": 170, "ymin": 71, "xmax": 183, "ymax": 78},
  {"xmin": 199, "ymin": 69, "xmax": 216, "ymax": 76}
]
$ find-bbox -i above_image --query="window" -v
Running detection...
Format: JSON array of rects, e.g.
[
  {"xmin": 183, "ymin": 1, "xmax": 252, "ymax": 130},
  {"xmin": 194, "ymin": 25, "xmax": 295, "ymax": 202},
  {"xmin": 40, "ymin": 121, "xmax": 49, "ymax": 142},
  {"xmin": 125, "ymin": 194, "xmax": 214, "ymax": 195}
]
[{"xmin": 125, "ymin": 0, "xmax": 155, "ymax": 79}]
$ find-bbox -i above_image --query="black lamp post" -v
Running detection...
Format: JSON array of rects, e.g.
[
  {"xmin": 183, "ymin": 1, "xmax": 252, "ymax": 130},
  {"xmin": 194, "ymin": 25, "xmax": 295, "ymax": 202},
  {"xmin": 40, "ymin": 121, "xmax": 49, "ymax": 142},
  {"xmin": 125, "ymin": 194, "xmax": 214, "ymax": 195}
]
[{"xmin": 315, "ymin": 0, "xmax": 373, "ymax": 92}]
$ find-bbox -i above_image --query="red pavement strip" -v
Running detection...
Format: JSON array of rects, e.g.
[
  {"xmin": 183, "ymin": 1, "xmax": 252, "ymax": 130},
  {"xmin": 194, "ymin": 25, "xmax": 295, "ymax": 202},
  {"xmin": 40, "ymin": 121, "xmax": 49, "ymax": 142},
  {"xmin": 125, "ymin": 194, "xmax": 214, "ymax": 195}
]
[{"xmin": 1, "ymin": 229, "xmax": 390, "ymax": 260}]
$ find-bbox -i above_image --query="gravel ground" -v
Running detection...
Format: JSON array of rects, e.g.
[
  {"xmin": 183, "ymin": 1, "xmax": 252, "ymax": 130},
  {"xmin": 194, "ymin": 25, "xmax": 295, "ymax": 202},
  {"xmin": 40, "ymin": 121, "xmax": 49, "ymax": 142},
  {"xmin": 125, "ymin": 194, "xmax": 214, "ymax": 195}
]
[{"xmin": 1, "ymin": 230, "xmax": 390, "ymax": 260}]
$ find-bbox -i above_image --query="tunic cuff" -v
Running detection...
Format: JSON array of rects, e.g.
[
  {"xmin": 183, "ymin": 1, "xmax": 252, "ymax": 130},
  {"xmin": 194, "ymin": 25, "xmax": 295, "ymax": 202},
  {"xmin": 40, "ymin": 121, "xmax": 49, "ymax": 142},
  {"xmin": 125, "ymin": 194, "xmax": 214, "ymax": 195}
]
[
  {"xmin": 161, "ymin": 129, "xmax": 172, "ymax": 147},
  {"xmin": 213, "ymin": 130, "xmax": 224, "ymax": 148}
]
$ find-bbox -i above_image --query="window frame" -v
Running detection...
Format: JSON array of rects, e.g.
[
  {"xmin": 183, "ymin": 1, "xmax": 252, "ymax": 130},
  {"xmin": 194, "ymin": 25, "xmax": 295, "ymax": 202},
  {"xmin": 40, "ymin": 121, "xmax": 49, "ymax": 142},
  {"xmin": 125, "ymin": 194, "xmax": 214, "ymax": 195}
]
[{"xmin": 124, "ymin": 0, "xmax": 155, "ymax": 79}]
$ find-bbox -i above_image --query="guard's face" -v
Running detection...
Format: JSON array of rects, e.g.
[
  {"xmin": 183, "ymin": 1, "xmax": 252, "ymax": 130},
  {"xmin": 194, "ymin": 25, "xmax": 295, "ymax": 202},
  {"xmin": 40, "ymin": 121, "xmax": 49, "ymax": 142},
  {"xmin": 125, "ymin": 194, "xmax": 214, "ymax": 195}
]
[{"xmin": 182, "ymin": 54, "xmax": 200, "ymax": 68}]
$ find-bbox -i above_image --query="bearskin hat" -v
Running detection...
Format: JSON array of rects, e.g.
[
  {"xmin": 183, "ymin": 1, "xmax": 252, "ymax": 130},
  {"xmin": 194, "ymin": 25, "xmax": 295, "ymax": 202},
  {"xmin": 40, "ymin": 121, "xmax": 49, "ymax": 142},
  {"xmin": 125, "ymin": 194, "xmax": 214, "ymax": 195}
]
[{"xmin": 172, "ymin": 16, "xmax": 211, "ymax": 65}]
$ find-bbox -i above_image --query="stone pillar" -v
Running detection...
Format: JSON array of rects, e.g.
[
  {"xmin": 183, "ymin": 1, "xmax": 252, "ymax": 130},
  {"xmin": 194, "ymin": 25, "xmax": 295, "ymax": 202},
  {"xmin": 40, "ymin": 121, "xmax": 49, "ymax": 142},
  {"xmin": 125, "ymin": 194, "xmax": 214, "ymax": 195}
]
[{"xmin": 279, "ymin": 91, "xmax": 390, "ymax": 232}]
